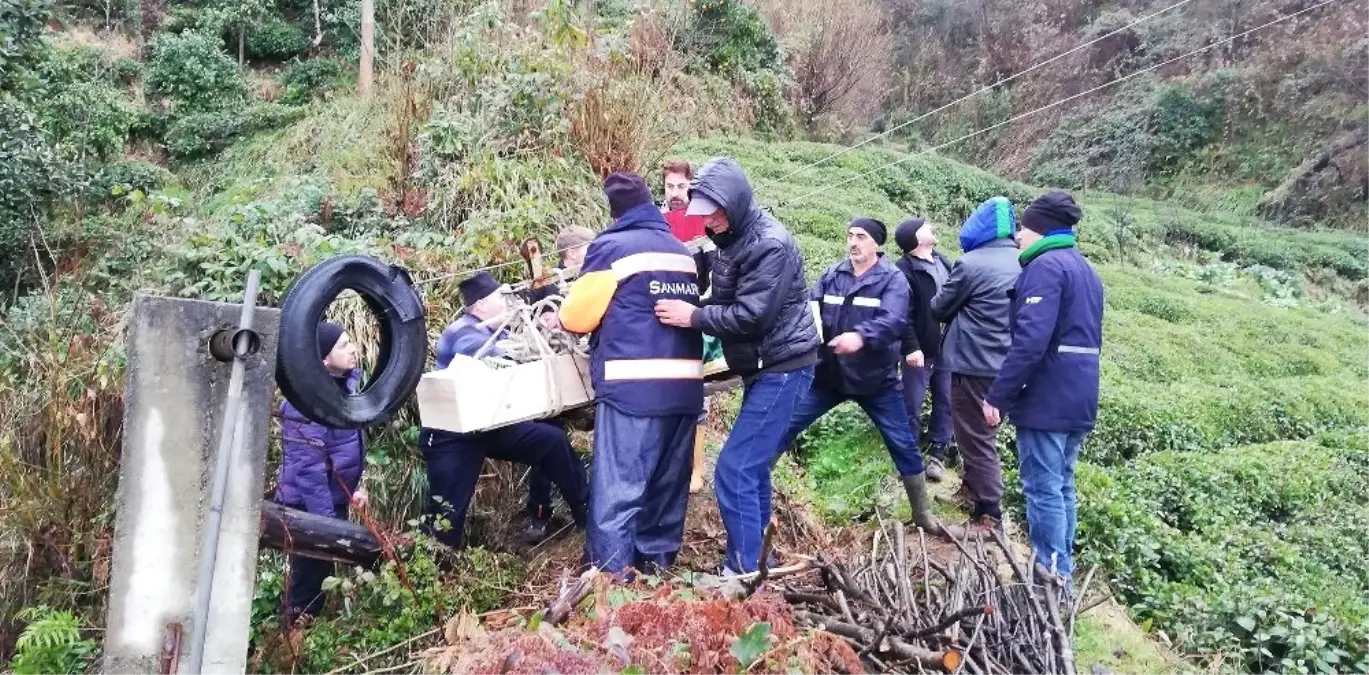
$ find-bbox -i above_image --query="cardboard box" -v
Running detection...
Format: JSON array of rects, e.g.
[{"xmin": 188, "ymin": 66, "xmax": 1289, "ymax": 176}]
[{"xmin": 417, "ymin": 353, "xmax": 594, "ymax": 433}]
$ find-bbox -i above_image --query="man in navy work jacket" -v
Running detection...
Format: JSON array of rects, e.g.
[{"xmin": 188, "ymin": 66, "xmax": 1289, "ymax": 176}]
[
  {"xmin": 420, "ymin": 272, "xmax": 590, "ymax": 549},
  {"xmin": 984, "ymin": 191, "xmax": 1103, "ymax": 583},
  {"xmin": 776, "ymin": 218, "xmax": 943, "ymax": 536},
  {"xmin": 560, "ymin": 172, "xmax": 704, "ymax": 576},
  {"xmin": 653, "ymin": 158, "xmax": 819, "ymax": 575}
]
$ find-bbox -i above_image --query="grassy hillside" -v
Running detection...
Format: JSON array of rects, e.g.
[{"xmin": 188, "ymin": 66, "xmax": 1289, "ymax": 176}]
[{"xmin": 1, "ymin": 1, "xmax": 1367, "ymax": 671}]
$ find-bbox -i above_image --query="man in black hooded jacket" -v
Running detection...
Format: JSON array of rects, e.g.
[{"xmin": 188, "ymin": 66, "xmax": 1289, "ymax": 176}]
[{"xmin": 654, "ymin": 157, "xmax": 820, "ymax": 574}]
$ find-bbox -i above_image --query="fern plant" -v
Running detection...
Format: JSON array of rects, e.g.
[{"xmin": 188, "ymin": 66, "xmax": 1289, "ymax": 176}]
[{"xmin": 9, "ymin": 605, "xmax": 99, "ymax": 675}]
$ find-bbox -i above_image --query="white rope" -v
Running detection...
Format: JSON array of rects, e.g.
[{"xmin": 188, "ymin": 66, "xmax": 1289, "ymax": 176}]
[
  {"xmin": 414, "ymin": 244, "xmax": 586, "ymax": 286},
  {"xmin": 754, "ymin": 0, "xmax": 1202, "ymax": 192},
  {"xmin": 775, "ymin": 0, "xmax": 1341, "ymax": 209}
]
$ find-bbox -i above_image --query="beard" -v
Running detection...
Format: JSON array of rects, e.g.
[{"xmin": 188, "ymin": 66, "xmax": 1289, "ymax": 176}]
[{"xmin": 668, "ymin": 197, "xmax": 687, "ymax": 211}]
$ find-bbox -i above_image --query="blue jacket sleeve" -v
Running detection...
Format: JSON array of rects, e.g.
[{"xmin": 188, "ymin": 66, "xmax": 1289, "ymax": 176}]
[
  {"xmin": 281, "ymin": 409, "xmax": 337, "ymax": 518},
  {"xmin": 852, "ymin": 272, "xmax": 909, "ymax": 352},
  {"xmin": 986, "ymin": 263, "xmax": 1063, "ymax": 412}
]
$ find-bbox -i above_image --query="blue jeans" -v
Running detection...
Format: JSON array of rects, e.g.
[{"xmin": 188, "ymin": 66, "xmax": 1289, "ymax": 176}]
[
  {"xmin": 780, "ymin": 381, "xmax": 925, "ymax": 477},
  {"xmin": 714, "ymin": 365, "xmax": 814, "ymax": 573},
  {"xmin": 1017, "ymin": 427, "xmax": 1087, "ymax": 581},
  {"xmin": 901, "ymin": 364, "xmax": 952, "ymax": 448}
]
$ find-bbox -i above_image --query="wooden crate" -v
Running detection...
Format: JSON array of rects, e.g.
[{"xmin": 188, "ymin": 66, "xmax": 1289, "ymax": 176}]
[{"xmin": 416, "ymin": 353, "xmax": 595, "ymax": 433}]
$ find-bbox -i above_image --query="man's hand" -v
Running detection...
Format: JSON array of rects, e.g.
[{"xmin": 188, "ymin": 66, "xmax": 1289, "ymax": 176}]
[
  {"xmin": 828, "ymin": 332, "xmax": 865, "ymax": 355},
  {"xmin": 537, "ymin": 311, "xmax": 561, "ymax": 331},
  {"xmin": 983, "ymin": 401, "xmax": 1001, "ymax": 427},
  {"xmin": 350, "ymin": 487, "xmax": 369, "ymax": 511},
  {"xmin": 905, "ymin": 350, "xmax": 925, "ymax": 368},
  {"xmin": 655, "ymin": 299, "xmax": 698, "ymax": 328}
]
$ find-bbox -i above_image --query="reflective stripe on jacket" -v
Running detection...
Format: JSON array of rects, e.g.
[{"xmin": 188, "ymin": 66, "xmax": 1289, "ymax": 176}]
[
  {"xmin": 811, "ymin": 256, "xmax": 910, "ymax": 395},
  {"xmin": 560, "ymin": 204, "xmax": 705, "ymax": 417}
]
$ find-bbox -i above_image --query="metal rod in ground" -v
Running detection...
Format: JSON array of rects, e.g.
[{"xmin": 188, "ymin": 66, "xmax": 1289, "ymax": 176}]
[{"xmin": 184, "ymin": 269, "xmax": 262, "ymax": 675}]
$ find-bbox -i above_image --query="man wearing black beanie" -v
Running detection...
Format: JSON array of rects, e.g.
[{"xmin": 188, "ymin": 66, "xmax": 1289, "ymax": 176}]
[
  {"xmin": 893, "ymin": 217, "xmax": 955, "ymax": 481},
  {"xmin": 984, "ymin": 190, "xmax": 1103, "ymax": 583},
  {"xmin": 772, "ymin": 217, "xmax": 945, "ymax": 536}
]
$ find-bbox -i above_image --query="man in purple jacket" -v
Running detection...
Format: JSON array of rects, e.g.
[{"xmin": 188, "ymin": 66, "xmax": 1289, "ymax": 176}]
[
  {"xmin": 983, "ymin": 191, "xmax": 1104, "ymax": 583},
  {"xmin": 275, "ymin": 321, "xmax": 366, "ymax": 623}
]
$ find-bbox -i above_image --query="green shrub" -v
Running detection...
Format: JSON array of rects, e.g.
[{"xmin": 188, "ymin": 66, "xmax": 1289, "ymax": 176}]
[
  {"xmin": 278, "ymin": 57, "xmax": 342, "ymax": 104},
  {"xmin": 8, "ymin": 605, "xmax": 99, "ymax": 675},
  {"xmin": 93, "ymin": 159, "xmax": 175, "ymax": 200},
  {"xmin": 245, "ymin": 19, "xmax": 311, "ymax": 61},
  {"xmin": 681, "ymin": 0, "xmax": 781, "ymax": 76},
  {"xmin": 0, "ymin": 94, "xmax": 64, "ymax": 290},
  {"xmin": 250, "ymin": 543, "xmax": 521, "ymax": 673},
  {"xmin": 0, "ymin": 0, "xmax": 51, "ymax": 91},
  {"xmin": 145, "ymin": 31, "xmax": 245, "ymax": 113},
  {"xmin": 31, "ymin": 48, "xmax": 137, "ymax": 160},
  {"xmin": 164, "ymin": 103, "xmax": 305, "ymax": 158}
]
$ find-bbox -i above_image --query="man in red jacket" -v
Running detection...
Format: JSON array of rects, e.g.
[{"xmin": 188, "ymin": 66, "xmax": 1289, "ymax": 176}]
[{"xmin": 661, "ymin": 159, "xmax": 717, "ymax": 493}]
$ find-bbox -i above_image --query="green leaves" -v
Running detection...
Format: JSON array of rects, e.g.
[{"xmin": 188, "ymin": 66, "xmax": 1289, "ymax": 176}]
[{"xmin": 730, "ymin": 622, "xmax": 772, "ymax": 669}]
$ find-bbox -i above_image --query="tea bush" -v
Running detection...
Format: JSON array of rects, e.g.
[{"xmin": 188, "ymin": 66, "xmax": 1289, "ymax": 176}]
[
  {"xmin": 1075, "ymin": 433, "xmax": 1369, "ymax": 674},
  {"xmin": 144, "ymin": 31, "xmax": 246, "ymax": 113},
  {"xmin": 278, "ymin": 57, "xmax": 343, "ymax": 104},
  {"xmin": 163, "ymin": 103, "xmax": 306, "ymax": 158},
  {"xmin": 244, "ymin": 18, "xmax": 310, "ymax": 61}
]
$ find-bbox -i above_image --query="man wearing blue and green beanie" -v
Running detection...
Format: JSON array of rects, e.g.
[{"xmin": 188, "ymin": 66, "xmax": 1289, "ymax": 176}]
[
  {"xmin": 931, "ymin": 196, "xmax": 1020, "ymax": 533},
  {"xmin": 983, "ymin": 190, "xmax": 1104, "ymax": 584}
]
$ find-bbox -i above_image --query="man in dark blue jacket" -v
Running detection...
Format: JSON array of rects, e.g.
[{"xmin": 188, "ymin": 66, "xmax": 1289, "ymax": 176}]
[
  {"xmin": 561, "ymin": 172, "xmax": 704, "ymax": 576},
  {"xmin": 984, "ymin": 191, "xmax": 1103, "ymax": 583},
  {"xmin": 420, "ymin": 273, "xmax": 590, "ymax": 550},
  {"xmin": 776, "ymin": 218, "xmax": 943, "ymax": 536},
  {"xmin": 275, "ymin": 321, "xmax": 367, "ymax": 622}
]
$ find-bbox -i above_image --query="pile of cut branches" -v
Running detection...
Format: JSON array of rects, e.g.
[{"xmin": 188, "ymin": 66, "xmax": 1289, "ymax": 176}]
[{"xmin": 779, "ymin": 520, "xmax": 1092, "ymax": 674}]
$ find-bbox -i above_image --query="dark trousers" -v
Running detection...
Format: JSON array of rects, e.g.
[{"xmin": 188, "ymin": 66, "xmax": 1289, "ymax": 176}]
[
  {"xmin": 950, "ymin": 374, "xmax": 1004, "ymax": 519},
  {"xmin": 585, "ymin": 403, "xmax": 696, "ymax": 576},
  {"xmin": 525, "ymin": 418, "xmax": 567, "ymax": 519},
  {"xmin": 284, "ymin": 501, "xmax": 347, "ymax": 622},
  {"xmin": 420, "ymin": 421, "xmax": 588, "ymax": 548},
  {"xmin": 901, "ymin": 363, "xmax": 953, "ymax": 450},
  {"xmin": 779, "ymin": 380, "xmax": 925, "ymax": 477}
]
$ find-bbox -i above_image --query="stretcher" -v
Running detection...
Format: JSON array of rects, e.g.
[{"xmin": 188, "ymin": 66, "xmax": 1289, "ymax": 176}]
[{"xmin": 415, "ymin": 240, "xmax": 736, "ymax": 433}]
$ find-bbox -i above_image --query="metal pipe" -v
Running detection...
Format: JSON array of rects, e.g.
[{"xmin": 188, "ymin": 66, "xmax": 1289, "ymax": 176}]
[{"xmin": 184, "ymin": 269, "xmax": 261, "ymax": 674}]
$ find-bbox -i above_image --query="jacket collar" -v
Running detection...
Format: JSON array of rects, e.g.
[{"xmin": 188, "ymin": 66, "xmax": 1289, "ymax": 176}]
[
  {"xmin": 835, "ymin": 255, "xmax": 893, "ymax": 292},
  {"xmin": 606, "ymin": 203, "xmax": 671, "ymax": 234}
]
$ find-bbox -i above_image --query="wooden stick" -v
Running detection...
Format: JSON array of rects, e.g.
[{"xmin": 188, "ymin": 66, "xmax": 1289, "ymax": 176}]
[
  {"xmin": 545, "ymin": 568, "xmax": 598, "ymax": 626},
  {"xmin": 796, "ymin": 612, "xmax": 962, "ymax": 672}
]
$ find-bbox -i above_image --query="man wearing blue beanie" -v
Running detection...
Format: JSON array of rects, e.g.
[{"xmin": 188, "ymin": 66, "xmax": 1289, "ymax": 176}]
[{"xmin": 930, "ymin": 196, "xmax": 1020, "ymax": 535}]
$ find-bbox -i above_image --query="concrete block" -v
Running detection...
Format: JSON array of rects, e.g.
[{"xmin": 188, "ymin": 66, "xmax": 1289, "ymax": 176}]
[{"xmin": 102, "ymin": 295, "xmax": 280, "ymax": 675}]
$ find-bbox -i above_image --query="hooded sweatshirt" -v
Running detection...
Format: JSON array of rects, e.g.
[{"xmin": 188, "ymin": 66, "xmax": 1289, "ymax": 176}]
[
  {"xmin": 686, "ymin": 158, "xmax": 819, "ymax": 377},
  {"xmin": 929, "ymin": 197, "xmax": 1021, "ymax": 378}
]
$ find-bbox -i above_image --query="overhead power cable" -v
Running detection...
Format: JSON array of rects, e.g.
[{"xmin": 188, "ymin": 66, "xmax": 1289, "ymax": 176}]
[
  {"xmin": 754, "ymin": 0, "xmax": 1202, "ymax": 191},
  {"xmin": 773, "ymin": 0, "xmax": 1341, "ymax": 209}
]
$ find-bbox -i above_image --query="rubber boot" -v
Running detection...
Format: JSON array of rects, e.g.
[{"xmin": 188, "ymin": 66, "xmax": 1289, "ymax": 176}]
[
  {"xmin": 901, "ymin": 473, "xmax": 943, "ymax": 535},
  {"xmin": 689, "ymin": 427, "xmax": 706, "ymax": 494}
]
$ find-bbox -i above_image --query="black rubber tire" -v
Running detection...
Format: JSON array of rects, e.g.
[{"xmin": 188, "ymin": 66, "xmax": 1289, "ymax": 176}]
[{"xmin": 276, "ymin": 255, "xmax": 428, "ymax": 429}]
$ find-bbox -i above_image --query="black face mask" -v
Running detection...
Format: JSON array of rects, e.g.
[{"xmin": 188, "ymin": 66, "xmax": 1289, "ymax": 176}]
[{"xmin": 706, "ymin": 221, "xmax": 740, "ymax": 249}]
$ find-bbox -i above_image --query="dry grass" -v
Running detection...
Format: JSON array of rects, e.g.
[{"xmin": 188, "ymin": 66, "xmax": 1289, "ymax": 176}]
[{"xmin": 0, "ymin": 284, "xmax": 124, "ymax": 648}]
